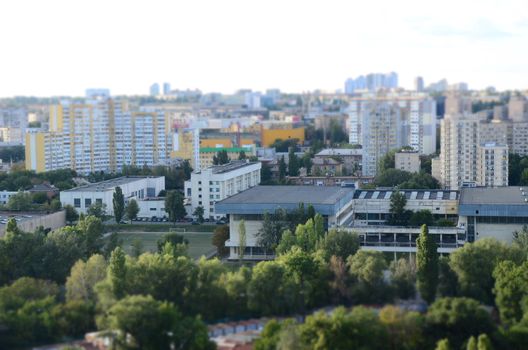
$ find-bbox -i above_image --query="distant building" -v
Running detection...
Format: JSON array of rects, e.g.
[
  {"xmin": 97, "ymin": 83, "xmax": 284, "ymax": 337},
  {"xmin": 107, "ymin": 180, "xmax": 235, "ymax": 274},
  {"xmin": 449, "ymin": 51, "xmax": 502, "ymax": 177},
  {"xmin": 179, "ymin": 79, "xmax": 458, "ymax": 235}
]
[
  {"xmin": 344, "ymin": 72, "xmax": 398, "ymax": 93},
  {"xmin": 414, "ymin": 76, "xmax": 424, "ymax": 92},
  {"xmin": 199, "ymin": 146, "xmax": 256, "ymax": 169},
  {"xmin": 315, "ymin": 148, "xmax": 362, "ymax": 176},
  {"xmin": 395, "ymin": 151, "xmax": 421, "ymax": 173},
  {"xmin": 347, "ymin": 94, "xmax": 436, "ymax": 176},
  {"xmin": 163, "ymin": 82, "xmax": 171, "ymax": 95},
  {"xmin": 312, "ymin": 157, "xmax": 343, "ymax": 176},
  {"xmin": 509, "ymin": 96, "xmax": 528, "ymax": 122},
  {"xmin": 261, "ymin": 126, "xmax": 305, "ymax": 147},
  {"xmin": 60, "ymin": 176, "xmax": 165, "ymax": 215},
  {"xmin": 476, "ymin": 143, "xmax": 508, "ymax": 187},
  {"xmin": 150, "ymin": 83, "xmax": 160, "ymax": 96},
  {"xmin": 185, "ymin": 161, "xmax": 261, "ymax": 220}
]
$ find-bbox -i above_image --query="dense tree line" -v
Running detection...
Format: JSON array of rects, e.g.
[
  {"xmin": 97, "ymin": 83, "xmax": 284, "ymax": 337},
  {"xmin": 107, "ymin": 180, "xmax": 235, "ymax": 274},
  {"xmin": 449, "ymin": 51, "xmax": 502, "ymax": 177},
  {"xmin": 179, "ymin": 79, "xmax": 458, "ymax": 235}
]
[{"xmin": 1, "ymin": 213, "xmax": 528, "ymax": 348}]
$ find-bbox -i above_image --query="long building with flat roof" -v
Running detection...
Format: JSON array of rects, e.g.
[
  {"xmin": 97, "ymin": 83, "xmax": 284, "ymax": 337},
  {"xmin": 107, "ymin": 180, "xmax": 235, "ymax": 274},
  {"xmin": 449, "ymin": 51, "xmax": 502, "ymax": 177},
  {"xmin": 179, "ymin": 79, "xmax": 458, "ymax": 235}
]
[{"xmin": 216, "ymin": 185, "xmax": 355, "ymax": 260}]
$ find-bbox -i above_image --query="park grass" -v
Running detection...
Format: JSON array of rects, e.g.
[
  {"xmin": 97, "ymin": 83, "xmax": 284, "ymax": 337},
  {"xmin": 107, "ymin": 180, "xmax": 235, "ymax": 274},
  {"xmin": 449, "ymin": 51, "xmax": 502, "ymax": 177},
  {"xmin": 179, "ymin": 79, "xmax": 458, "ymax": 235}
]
[{"xmin": 114, "ymin": 231, "xmax": 216, "ymax": 259}]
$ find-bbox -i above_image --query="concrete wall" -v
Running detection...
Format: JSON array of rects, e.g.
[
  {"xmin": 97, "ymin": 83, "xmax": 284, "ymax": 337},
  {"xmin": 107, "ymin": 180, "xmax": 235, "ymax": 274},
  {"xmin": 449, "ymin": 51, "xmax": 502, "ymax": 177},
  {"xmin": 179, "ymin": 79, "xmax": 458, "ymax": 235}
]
[{"xmin": 0, "ymin": 210, "xmax": 66, "ymax": 237}]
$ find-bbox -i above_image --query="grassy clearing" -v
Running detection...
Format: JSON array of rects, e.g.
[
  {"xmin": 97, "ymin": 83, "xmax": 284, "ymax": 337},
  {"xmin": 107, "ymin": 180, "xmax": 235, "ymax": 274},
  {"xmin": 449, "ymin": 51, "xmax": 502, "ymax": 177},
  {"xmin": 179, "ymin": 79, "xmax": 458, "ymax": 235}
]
[{"xmin": 113, "ymin": 232, "xmax": 215, "ymax": 259}]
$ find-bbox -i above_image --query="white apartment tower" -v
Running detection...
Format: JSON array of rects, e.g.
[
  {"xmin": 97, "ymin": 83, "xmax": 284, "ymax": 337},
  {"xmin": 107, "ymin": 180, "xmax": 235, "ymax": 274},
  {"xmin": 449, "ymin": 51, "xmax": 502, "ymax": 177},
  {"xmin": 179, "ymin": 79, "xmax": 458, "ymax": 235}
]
[
  {"xmin": 347, "ymin": 94, "xmax": 436, "ymax": 176},
  {"xmin": 184, "ymin": 161, "xmax": 261, "ymax": 220},
  {"xmin": 476, "ymin": 143, "xmax": 508, "ymax": 187}
]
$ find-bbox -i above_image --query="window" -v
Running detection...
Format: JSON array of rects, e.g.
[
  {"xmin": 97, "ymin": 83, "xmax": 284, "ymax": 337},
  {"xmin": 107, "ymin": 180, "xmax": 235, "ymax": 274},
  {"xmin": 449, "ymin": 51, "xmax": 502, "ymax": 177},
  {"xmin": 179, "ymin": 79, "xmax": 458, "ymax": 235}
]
[
  {"xmin": 150, "ymin": 208, "xmax": 156, "ymax": 211},
  {"xmin": 74, "ymin": 198, "xmax": 81, "ymax": 208},
  {"xmin": 85, "ymin": 198, "xmax": 92, "ymax": 207},
  {"xmin": 96, "ymin": 198, "xmax": 102, "ymax": 205}
]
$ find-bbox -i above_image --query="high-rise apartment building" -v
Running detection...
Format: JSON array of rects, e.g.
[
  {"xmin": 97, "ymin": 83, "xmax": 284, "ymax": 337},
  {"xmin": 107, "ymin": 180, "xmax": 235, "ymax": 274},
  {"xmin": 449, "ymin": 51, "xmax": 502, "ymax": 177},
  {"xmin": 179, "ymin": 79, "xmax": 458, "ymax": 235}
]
[
  {"xmin": 344, "ymin": 72, "xmax": 398, "ymax": 93},
  {"xmin": 476, "ymin": 143, "xmax": 508, "ymax": 187},
  {"xmin": 347, "ymin": 94, "xmax": 436, "ymax": 176},
  {"xmin": 150, "ymin": 83, "xmax": 160, "ymax": 96},
  {"xmin": 163, "ymin": 82, "xmax": 171, "ymax": 95},
  {"xmin": 414, "ymin": 77, "xmax": 424, "ymax": 92},
  {"xmin": 26, "ymin": 94, "xmax": 174, "ymax": 174},
  {"xmin": 508, "ymin": 96, "xmax": 528, "ymax": 122}
]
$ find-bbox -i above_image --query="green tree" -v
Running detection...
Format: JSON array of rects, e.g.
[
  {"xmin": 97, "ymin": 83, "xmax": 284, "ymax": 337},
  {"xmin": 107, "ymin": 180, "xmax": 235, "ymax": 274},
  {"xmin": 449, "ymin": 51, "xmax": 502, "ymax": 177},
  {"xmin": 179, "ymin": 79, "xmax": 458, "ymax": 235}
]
[
  {"xmin": 261, "ymin": 162, "xmax": 273, "ymax": 184},
  {"xmin": 125, "ymin": 199, "xmax": 139, "ymax": 222},
  {"xmin": 238, "ymin": 150, "xmax": 247, "ymax": 160},
  {"xmin": 436, "ymin": 339, "xmax": 452, "ymax": 350},
  {"xmin": 66, "ymin": 254, "xmax": 107, "ymax": 303},
  {"xmin": 103, "ymin": 232, "xmax": 123, "ymax": 258},
  {"xmin": 193, "ymin": 205, "xmax": 205, "ymax": 223},
  {"xmin": 108, "ymin": 247, "xmax": 127, "ymax": 299},
  {"xmin": 390, "ymin": 258, "xmax": 417, "ymax": 300},
  {"xmin": 113, "ymin": 186, "xmax": 125, "ymax": 223},
  {"xmin": 318, "ymin": 229, "xmax": 360, "ymax": 261},
  {"xmin": 288, "ymin": 147, "xmax": 300, "ymax": 176},
  {"xmin": 107, "ymin": 294, "xmax": 214, "ymax": 350},
  {"xmin": 156, "ymin": 233, "xmax": 188, "ymax": 253},
  {"xmin": 165, "ymin": 191, "xmax": 186, "ymax": 225},
  {"xmin": 467, "ymin": 336, "xmax": 478, "ymax": 350},
  {"xmin": 87, "ymin": 202, "xmax": 106, "ymax": 219},
  {"xmin": 416, "ymin": 224, "xmax": 438, "ymax": 303},
  {"xmin": 6, "ymin": 191, "xmax": 33, "ymax": 211},
  {"xmin": 388, "ymin": 191, "xmax": 410, "ymax": 226},
  {"xmin": 131, "ymin": 239, "xmax": 144, "ymax": 258},
  {"xmin": 477, "ymin": 334, "xmax": 493, "ymax": 350},
  {"xmin": 279, "ymin": 156, "xmax": 287, "ymax": 180},
  {"xmin": 426, "ymin": 297, "xmax": 495, "ymax": 349},
  {"xmin": 493, "ymin": 260, "xmax": 528, "ymax": 326},
  {"xmin": 379, "ymin": 306, "xmax": 425, "ymax": 350},
  {"xmin": 449, "ymin": 238, "xmax": 524, "ymax": 304},
  {"xmin": 513, "ymin": 225, "xmax": 528, "ymax": 258},
  {"xmin": 64, "ymin": 204, "xmax": 79, "ymax": 224},
  {"xmin": 213, "ymin": 150, "xmax": 230, "ymax": 165},
  {"xmin": 347, "ymin": 250, "xmax": 389, "ymax": 303},
  {"xmin": 409, "ymin": 209, "xmax": 434, "ymax": 227},
  {"xmin": 239, "ymin": 219, "xmax": 246, "ymax": 260}
]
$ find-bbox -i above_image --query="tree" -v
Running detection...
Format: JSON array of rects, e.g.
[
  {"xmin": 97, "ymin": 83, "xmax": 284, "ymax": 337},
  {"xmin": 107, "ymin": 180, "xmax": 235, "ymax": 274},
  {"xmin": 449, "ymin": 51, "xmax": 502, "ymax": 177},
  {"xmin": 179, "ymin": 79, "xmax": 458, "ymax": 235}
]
[
  {"xmin": 107, "ymin": 294, "xmax": 214, "ymax": 350},
  {"xmin": 477, "ymin": 334, "xmax": 493, "ymax": 350},
  {"xmin": 318, "ymin": 229, "xmax": 360, "ymax": 261},
  {"xmin": 108, "ymin": 247, "xmax": 127, "ymax": 299},
  {"xmin": 493, "ymin": 260, "xmax": 528, "ymax": 326},
  {"xmin": 238, "ymin": 150, "xmax": 247, "ymax": 160},
  {"xmin": 435, "ymin": 339, "xmax": 452, "ymax": 350},
  {"xmin": 131, "ymin": 239, "xmax": 144, "ymax": 258},
  {"xmin": 193, "ymin": 206, "xmax": 205, "ymax": 223},
  {"xmin": 64, "ymin": 205, "xmax": 79, "ymax": 224},
  {"xmin": 513, "ymin": 225, "xmax": 528, "ymax": 258},
  {"xmin": 379, "ymin": 306, "xmax": 424, "ymax": 350},
  {"xmin": 416, "ymin": 224, "xmax": 438, "ymax": 303},
  {"xmin": 213, "ymin": 150, "xmax": 230, "ymax": 165},
  {"xmin": 238, "ymin": 219, "xmax": 246, "ymax": 260},
  {"xmin": 449, "ymin": 238, "xmax": 524, "ymax": 304},
  {"xmin": 426, "ymin": 297, "xmax": 495, "ymax": 349},
  {"xmin": 125, "ymin": 199, "xmax": 139, "ymax": 222},
  {"xmin": 390, "ymin": 258, "xmax": 417, "ymax": 300},
  {"xmin": 113, "ymin": 186, "xmax": 125, "ymax": 223},
  {"xmin": 103, "ymin": 232, "xmax": 123, "ymax": 258},
  {"xmin": 261, "ymin": 162, "xmax": 273, "ymax": 184},
  {"xmin": 156, "ymin": 233, "xmax": 188, "ymax": 253},
  {"xmin": 288, "ymin": 147, "xmax": 300, "ymax": 176},
  {"xmin": 388, "ymin": 191, "xmax": 410, "ymax": 226},
  {"xmin": 409, "ymin": 209, "xmax": 434, "ymax": 227},
  {"xmin": 87, "ymin": 202, "xmax": 106, "ymax": 219},
  {"xmin": 347, "ymin": 250, "xmax": 389, "ymax": 303},
  {"xmin": 467, "ymin": 336, "xmax": 478, "ymax": 350},
  {"xmin": 65, "ymin": 254, "xmax": 107, "ymax": 303},
  {"xmin": 6, "ymin": 191, "xmax": 33, "ymax": 211},
  {"xmin": 279, "ymin": 156, "xmax": 287, "ymax": 180},
  {"xmin": 165, "ymin": 191, "xmax": 186, "ymax": 225},
  {"xmin": 212, "ymin": 225, "xmax": 229, "ymax": 256}
]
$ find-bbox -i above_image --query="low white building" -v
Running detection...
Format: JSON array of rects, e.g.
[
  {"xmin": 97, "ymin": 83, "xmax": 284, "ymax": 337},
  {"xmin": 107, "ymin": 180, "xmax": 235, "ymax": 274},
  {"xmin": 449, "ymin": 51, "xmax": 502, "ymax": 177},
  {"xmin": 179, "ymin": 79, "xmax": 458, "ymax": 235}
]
[
  {"xmin": 137, "ymin": 197, "xmax": 166, "ymax": 219},
  {"xmin": 395, "ymin": 151, "xmax": 421, "ymax": 173},
  {"xmin": 185, "ymin": 160, "xmax": 261, "ymax": 220},
  {"xmin": 0, "ymin": 191, "xmax": 20, "ymax": 205},
  {"xmin": 60, "ymin": 176, "xmax": 165, "ymax": 215}
]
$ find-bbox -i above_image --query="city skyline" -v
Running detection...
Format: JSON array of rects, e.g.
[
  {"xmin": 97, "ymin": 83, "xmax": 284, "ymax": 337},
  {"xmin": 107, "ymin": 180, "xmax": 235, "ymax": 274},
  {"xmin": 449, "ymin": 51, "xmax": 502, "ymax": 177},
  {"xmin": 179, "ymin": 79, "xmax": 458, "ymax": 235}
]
[{"xmin": 1, "ymin": 0, "xmax": 527, "ymax": 97}]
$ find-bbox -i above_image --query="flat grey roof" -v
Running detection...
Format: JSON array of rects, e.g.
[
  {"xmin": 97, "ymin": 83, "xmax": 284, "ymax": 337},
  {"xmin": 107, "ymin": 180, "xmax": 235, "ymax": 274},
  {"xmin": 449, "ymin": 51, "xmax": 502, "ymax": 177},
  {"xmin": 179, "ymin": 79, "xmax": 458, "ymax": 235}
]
[
  {"xmin": 195, "ymin": 161, "xmax": 259, "ymax": 175},
  {"xmin": 63, "ymin": 176, "xmax": 162, "ymax": 193},
  {"xmin": 353, "ymin": 189, "xmax": 459, "ymax": 200},
  {"xmin": 460, "ymin": 187, "xmax": 528, "ymax": 205},
  {"xmin": 316, "ymin": 148, "xmax": 362, "ymax": 156},
  {"xmin": 218, "ymin": 185, "xmax": 352, "ymax": 206}
]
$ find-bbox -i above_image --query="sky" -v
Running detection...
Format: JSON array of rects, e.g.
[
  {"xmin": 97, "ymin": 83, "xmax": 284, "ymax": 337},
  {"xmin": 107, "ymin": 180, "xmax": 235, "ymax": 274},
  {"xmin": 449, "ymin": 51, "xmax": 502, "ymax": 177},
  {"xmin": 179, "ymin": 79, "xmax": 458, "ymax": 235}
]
[{"xmin": 0, "ymin": 0, "xmax": 527, "ymax": 97}]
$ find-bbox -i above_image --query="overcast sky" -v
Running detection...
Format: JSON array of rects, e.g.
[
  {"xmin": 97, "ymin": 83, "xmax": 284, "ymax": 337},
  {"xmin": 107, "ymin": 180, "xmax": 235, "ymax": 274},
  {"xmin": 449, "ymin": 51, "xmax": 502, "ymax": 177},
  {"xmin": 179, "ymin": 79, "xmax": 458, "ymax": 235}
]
[{"xmin": 0, "ymin": 0, "xmax": 527, "ymax": 97}]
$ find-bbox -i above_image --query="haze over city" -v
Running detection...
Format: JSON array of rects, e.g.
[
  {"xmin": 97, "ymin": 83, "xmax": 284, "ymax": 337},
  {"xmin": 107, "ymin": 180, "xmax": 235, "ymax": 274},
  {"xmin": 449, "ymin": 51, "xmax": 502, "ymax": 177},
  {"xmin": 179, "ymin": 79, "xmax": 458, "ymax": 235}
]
[{"xmin": 1, "ymin": 0, "xmax": 528, "ymax": 97}]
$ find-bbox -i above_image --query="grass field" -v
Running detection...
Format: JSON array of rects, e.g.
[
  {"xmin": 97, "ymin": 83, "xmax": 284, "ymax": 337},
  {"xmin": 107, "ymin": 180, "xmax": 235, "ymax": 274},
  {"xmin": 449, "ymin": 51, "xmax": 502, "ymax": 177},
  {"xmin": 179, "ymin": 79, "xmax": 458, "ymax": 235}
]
[{"xmin": 114, "ymin": 232, "xmax": 216, "ymax": 259}]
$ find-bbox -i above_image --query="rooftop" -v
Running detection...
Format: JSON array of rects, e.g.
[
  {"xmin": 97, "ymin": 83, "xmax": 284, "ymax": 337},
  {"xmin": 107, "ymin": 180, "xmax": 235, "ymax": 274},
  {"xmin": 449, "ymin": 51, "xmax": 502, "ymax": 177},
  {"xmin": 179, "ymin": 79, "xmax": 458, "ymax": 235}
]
[
  {"xmin": 195, "ymin": 161, "xmax": 260, "ymax": 175},
  {"xmin": 460, "ymin": 187, "xmax": 528, "ymax": 205},
  {"xmin": 353, "ymin": 189, "xmax": 459, "ymax": 200},
  {"xmin": 316, "ymin": 148, "xmax": 362, "ymax": 156},
  {"xmin": 62, "ymin": 176, "xmax": 162, "ymax": 193},
  {"xmin": 218, "ymin": 185, "xmax": 353, "ymax": 206}
]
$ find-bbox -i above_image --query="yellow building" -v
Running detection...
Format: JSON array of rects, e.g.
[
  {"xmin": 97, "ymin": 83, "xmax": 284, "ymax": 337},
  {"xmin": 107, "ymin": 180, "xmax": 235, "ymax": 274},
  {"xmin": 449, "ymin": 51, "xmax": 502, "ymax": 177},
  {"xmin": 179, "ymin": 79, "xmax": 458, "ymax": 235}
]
[
  {"xmin": 171, "ymin": 128, "xmax": 200, "ymax": 169},
  {"xmin": 199, "ymin": 146, "xmax": 256, "ymax": 168},
  {"xmin": 200, "ymin": 138, "xmax": 254, "ymax": 148},
  {"xmin": 261, "ymin": 127, "xmax": 305, "ymax": 147}
]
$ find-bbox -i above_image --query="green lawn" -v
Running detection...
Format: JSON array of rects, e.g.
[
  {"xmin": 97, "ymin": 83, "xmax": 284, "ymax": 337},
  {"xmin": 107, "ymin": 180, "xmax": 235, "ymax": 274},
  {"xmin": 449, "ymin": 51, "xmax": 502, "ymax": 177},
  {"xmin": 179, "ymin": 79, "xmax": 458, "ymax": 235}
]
[{"xmin": 114, "ymin": 232, "xmax": 216, "ymax": 259}]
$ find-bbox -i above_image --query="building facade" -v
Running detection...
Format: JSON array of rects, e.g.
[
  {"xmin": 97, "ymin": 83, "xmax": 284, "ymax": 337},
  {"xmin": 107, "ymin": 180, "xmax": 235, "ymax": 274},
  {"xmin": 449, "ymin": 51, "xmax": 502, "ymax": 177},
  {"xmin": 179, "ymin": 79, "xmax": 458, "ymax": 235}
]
[
  {"xmin": 476, "ymin": 143, "xmax": 508, "ymax": 187},
  {"xmin": 347, "ymin": 94, "xmax": 436, "ymax": 176},
  {"xmin": 395, "ymin": 151, "xmax": 421, "ymax": 173},
  {"xmin": 184, "ymin": 161, "xmax": 261, "ymax": 220}
]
